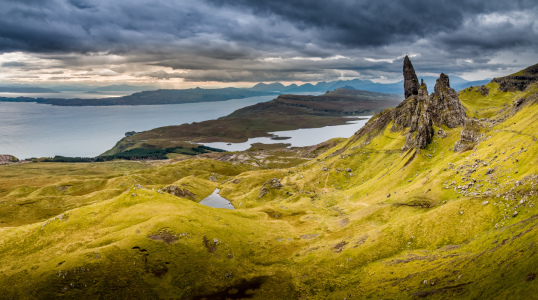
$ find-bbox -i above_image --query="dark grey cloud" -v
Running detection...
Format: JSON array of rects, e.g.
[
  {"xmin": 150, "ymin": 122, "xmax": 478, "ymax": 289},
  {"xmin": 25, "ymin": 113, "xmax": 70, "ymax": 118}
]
[
  {"xmin": 0, "ymin": 0, "xmax": 536, "ymax": 83},
  {"xmin": 208, "ymin": 0, "xmax": 537, "ymax": 50}
]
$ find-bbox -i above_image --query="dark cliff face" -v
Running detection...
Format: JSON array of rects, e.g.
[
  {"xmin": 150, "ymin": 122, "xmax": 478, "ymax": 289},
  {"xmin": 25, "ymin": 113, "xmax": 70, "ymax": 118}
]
[{"xmin": 403, "ymin": 56, "xmax": 420, "ymax": 99}]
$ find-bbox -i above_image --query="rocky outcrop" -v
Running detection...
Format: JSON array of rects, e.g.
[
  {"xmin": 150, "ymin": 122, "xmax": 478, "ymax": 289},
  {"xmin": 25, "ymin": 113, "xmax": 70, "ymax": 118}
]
[
  {"xmin": 430, "ymin": 73, "xmax": 467, "ymax": 128},
  {"xmin": 493, "ymin": 63, "xmax": 538, "ymax": 92},
  {"xmin": 259, "ymin": 178, "xmax": 283, "ymax": 198},
  {"xmin": 453, "ymin": 119, "xmax": 485, "ymax": 152},
  {"xmin": 398, "ymin": 73, "xmax": 467, "ymax": 150},
  {"xmin": 403, "ymin": 56, "xmax": 420, "ymax": 98},
  {"xmin": 353, "ymin": 57, "xmax": 468, "ymax": 150},
  {"xmin": 162, "ymin": 185, "xmax": 195, "ymax": 200},
  {"xmin": 402, "ymin": 82, "xmax": 434, "ymax": 150},
  {"xmin": 399, "ymin": 58, "xmax": 467, "ymax": 150}
]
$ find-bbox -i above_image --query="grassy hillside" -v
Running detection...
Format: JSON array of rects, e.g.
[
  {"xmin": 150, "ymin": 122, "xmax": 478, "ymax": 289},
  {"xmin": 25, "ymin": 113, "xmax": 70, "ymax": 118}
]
[{"xmin": 0, "ymin": 79, "xmax": 537, "ymax": 298}]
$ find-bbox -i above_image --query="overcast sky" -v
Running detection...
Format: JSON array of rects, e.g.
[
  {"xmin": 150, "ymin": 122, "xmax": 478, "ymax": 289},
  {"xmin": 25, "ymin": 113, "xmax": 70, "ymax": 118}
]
[{"xmin": 0, "ymin": 0, "xmax": 536, "ymax": 88}]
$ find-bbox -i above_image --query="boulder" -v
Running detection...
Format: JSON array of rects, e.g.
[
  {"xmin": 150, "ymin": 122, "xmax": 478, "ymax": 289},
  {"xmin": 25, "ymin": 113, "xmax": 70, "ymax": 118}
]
[{"xmin": 162, "ymin": 185, "xmax": 195, "ymax": 200}]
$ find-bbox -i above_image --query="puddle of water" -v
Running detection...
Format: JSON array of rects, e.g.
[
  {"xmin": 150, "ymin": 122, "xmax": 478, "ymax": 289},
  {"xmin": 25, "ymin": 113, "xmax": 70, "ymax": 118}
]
[{"xmin": 199, "ymin": 188, "xmax": 235, "ymax": 209}]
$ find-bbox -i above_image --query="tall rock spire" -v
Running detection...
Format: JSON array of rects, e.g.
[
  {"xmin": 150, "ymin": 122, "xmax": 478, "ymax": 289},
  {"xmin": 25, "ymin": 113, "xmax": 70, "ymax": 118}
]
[
  {"xmin": 403, "ymin": 56, "xmax": 419, "ymax": 99},
  {"xmin": 357, "ymin": 58, "xmax": 468, "ymax": 151}
]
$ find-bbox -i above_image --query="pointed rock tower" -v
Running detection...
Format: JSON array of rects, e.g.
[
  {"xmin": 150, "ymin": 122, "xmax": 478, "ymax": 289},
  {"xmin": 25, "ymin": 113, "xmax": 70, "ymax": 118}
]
[
  {"xmin": 396, "ymin": 56, "xmax": 468, "ymax": 150},
  {"xmin": 403, "ymin": 55, "xmax": 420, "ymax": 99},
  {"xmin": 352, "ymin": 56, "xmax": 468, "ymax": 151}
]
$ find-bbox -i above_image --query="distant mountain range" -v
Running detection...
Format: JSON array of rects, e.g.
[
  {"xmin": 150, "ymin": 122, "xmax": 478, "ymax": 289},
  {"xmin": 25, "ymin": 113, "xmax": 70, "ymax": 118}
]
[
  {"xmin": 0, "ymin": 76, "xmax": 489, "ymax": 97},
  {"xmin": 247, "ymin": 76, "xmax": 491, "ymax": 94},
  {"xmin": 0, "ymin": 76, "xmax": 490, "ymax": 106}
]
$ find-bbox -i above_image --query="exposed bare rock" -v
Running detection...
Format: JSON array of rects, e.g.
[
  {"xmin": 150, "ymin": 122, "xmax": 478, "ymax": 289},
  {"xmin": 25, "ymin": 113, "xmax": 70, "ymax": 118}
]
[
  {"xmin": 492, "ymin": 63, "xmax": 538, "ymax": 92},
  {"xmin": 162, "ymin": 185, "xmax": 195, "ymax": 200},
  {"xmin": 391, "ymin": 94, "xmax": 420, "ymax": 132},
  {"xmin": 355, "ymin": 57, "xmax": 467, "ymax": 150},
  {"xmin": 259, "ymin": 178, "xmax": 283, "ymax": 198},
  {"xmin": 264, "ymin": 178, "xmax": 283, "ymax": 189},
  {"xmin": 403, "ymin": 55, "xmax": 420, "ymax": 99},
  {"xmin": 478, "ymin": 86, "xmax": 490, "ymax": 96},
  {"xmin": 353, "ymin": 108, "xmax": 394, "ymax": 142},
  {"xmin": 437, "ymin": 129, "xmax": 448, "ymax": 138},
  {"xmin": 430, "ymin": 73, "xmax": 467, "ymax": 128},
  {"xmin": 258, "ymin": 187, "xmax": 270, "ymax": 198},
  {"xmin": 454, "ymin": 119, "xmax": 485, "ymax": 152},
  {"xmin": 403, "ymin": 82, "xmax": 434, "ymax": 150}
]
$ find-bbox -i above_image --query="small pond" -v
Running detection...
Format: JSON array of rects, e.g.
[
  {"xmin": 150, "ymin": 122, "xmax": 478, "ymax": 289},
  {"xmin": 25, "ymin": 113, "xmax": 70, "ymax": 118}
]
[{"xmin": 199, "ymin": 188, "xmax": 235, "ymax": 209}]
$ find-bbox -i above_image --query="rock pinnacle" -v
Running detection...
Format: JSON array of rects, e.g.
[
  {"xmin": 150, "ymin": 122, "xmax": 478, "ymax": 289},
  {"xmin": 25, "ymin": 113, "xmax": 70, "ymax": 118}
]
[{"xmin": 403, "ymin": 56, "xmax": 420, "ymax": 99}]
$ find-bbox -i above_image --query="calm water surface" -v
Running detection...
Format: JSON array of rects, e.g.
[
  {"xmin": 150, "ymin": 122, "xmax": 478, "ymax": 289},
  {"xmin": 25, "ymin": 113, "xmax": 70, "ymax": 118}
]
[
  {"xmin": 0, "ymin": 96, "xmax": 275, "ymax": 159},
  {"xmin": 204, "ymin": 117, "xmax": 371, "ymax": 151},
  {"xmin": 0, "ymin": 93, "xmax": 372, "ymax": 159},
  {"xmin": 199, "ymin": 189, "xmax": 235, "ymax": 209}
]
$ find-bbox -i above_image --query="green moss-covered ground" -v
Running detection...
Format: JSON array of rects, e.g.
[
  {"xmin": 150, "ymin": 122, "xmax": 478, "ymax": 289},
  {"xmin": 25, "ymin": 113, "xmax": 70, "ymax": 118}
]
[{"xmin": 0, "ymin": 82, "xmax": 537, "ymax": 299}]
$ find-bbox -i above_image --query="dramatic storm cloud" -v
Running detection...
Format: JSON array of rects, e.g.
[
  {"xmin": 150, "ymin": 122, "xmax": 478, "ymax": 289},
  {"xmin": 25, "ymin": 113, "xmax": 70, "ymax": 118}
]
[{"xmin": 0, "ymin": 0, "xmax": 536, "ymax": 86}]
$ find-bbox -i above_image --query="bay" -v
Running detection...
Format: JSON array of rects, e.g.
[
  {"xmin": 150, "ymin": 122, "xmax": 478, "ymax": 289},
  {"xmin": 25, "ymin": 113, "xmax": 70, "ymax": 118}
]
[
  {"xmin": 0, "ymin": 96, "xmax": 276, "ymax": 159},
  {"xmin": 203, "ymin": 116, "xmax": 372, "ymax": 152}
]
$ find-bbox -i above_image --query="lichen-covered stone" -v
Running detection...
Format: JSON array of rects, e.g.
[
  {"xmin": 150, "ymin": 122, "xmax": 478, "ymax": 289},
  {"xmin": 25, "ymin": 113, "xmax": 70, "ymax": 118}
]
[{"xmin": 453, "ymin": 119, "xmax": 485, "ymax": 152}]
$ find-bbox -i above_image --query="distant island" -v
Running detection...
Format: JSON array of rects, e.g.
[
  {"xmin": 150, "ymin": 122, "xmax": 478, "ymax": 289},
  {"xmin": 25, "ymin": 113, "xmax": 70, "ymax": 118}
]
[{"xmin": 0, "ymin": 86, "xmax": 60, "ymax": 93}]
